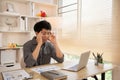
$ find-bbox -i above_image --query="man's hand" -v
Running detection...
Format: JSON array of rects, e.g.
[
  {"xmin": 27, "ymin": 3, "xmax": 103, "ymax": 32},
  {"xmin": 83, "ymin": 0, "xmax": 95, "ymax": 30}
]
[
  {"xmin": 48, "ymin": 32, "xmax": 56, "ymax": 45},
  {"xmin": 36, "ymin": 32, "xmax": 42, "ymax": 45},
  {"xmin": 33, "ymin": 32, "xmax": 42, "ymax": 60},
  {"xmin": 49, "ymin": 32, "xmax": 63, "ymax": 58}
]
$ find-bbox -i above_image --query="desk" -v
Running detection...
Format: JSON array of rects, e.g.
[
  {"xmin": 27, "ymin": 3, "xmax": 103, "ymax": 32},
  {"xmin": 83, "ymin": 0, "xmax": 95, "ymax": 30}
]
[{"xmin": 0, "ymin": 60, "xmax": 115, "ymax": 80}]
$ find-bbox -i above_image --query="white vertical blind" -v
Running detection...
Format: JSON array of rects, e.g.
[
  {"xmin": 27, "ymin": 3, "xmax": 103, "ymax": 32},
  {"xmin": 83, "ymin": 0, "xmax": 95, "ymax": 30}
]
[
  {"xmin": 81, "ymin": 0, "xmax": 112, "ymax": 47},
  {"xmin": 79, "ymin": 0, "xmax": 114, "ymax": 64},
  {"xmin": 58, "ymin": 0, "xmax": 112, "ymax": 47},
  {"xmin": 58, "ymin": 0, "xmax": 120, "ymax": 65}
]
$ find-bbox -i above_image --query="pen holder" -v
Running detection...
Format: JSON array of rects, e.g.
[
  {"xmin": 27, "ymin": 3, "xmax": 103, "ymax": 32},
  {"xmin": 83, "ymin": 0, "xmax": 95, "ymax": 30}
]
[
  {"xmin": 95, "ymin": 57, "xmax": 103, "ymax": 66},
  {"xmin": 93, "ymin": 52, "xmax": 103, "ymax": 66}
]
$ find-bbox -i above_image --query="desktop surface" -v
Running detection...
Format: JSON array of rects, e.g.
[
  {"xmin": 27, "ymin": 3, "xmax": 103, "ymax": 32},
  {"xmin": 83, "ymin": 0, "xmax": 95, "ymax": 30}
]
[{"xmin": 0, "ymin": 60, "xmax": 115, "ymax": 80}]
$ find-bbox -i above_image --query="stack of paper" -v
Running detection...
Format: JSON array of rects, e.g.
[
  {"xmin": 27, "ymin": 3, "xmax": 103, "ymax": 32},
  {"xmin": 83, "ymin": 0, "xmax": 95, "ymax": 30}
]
[
  {"xmin": 2, "ymin": 69, "xmax": 31, "ymax": 80},
  {"xmin": 31, "ymin": 65, "xmax": 60, "ymax": 74}
]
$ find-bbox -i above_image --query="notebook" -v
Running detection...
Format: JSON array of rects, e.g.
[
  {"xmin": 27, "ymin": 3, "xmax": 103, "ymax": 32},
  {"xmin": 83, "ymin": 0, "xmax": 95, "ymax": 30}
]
[
  {"xmin": 62, "ymin": 51, "xmax": 90, "ymax": 72},
  {"xmin": 41, "ymin": 70, "xmax": 67, "ymax": 80}
]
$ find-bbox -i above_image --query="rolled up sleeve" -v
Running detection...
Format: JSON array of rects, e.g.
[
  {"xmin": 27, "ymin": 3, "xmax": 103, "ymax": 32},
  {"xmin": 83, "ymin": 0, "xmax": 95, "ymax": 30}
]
[
  {"xmin": 50, "ymin": 45, "xmax": 64, "ymax": 63},
  {"xmin": 23, "ymin": 44, "xmax": 37, "ymax": 67}
]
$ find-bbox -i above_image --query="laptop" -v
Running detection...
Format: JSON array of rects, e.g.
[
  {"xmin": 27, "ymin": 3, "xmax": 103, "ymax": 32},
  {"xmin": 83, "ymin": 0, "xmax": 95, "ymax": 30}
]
[{"xmin": 62, "ymin": 51, "xmax": 90, "ymax": 72}]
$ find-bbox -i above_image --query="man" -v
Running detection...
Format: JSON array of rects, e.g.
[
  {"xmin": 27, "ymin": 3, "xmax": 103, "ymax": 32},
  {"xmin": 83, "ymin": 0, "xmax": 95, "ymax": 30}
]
[{"xmin": 23, "ymin": 20, "xmax": 64, "ymax": 67}]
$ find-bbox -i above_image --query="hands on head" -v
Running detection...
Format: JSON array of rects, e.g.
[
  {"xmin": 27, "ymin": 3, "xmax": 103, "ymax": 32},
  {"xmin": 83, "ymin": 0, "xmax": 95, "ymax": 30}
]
[
  {"xmin": 36, "ymin": 31, "xmax": 57, "ymax": 45},
  {"xmin": 48, "ymin": 31, "xmax": 57, "ymax": 45},
  {"xmin": 36, "ymin": 32, "xmax": 43, "ymax": 45}
]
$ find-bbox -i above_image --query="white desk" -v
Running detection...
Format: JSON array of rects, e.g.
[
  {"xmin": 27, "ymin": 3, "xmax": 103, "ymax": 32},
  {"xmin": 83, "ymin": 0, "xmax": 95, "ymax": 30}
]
[{"xmin": 0, "ymin": 60, "xmax": 115, "ymax": 80}]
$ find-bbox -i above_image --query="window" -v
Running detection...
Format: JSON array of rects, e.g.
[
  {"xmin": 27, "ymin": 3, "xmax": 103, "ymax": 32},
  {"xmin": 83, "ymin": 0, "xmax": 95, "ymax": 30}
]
[
  {"xmin": 58, "ymin": 0, "xmax": 78, "ymax": 38},
  {"xmin": 58, "ymin": 0, "xmax": 112, "ymax": 46},
  {"xmin": 58, "ymin": 1, "xmax": 113, "ymax": 79}
]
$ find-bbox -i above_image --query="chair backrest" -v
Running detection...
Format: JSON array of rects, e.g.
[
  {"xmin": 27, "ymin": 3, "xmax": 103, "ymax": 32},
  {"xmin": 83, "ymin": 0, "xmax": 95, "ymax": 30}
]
[{"xmin": 20, "ymin": 57, "xmax": 26, "ymax": 68}]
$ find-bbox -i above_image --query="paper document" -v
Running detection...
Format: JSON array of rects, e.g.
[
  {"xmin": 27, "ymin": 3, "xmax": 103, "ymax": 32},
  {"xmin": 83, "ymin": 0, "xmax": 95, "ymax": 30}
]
[
  {"xmin": 2, "ymin": 69, "xmax": 31, "ymax": 80},
  {"xmin": 31, "ymin": 65, "xmax": 60, "ymax": 74}
]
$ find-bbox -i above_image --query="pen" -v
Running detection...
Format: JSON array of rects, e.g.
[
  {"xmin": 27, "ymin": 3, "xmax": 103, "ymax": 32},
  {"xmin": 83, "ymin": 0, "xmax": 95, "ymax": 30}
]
[
  {"xmin": 6, "ymin": 65, "xmax": 14, "ymax": 67},
  {"xmin": 92, "ymin": 53, "xmax": 97, "ymax": 59}
]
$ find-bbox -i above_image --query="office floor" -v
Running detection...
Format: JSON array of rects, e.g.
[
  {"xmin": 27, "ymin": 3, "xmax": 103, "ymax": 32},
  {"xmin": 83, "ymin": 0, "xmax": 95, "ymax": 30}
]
[{"xmin": 64, "ymin": 53, "xmax": 112, "ymax": 80}]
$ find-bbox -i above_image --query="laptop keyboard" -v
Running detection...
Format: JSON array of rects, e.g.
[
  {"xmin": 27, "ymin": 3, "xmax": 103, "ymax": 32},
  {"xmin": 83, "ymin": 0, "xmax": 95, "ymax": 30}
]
[{"xmin": 68, "ymin": 64, "xmax": 78, "ymax": 69}]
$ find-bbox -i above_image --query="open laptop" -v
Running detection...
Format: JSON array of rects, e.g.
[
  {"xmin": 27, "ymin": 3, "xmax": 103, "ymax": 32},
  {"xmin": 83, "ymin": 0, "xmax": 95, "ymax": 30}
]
[{"xmin": 62, "ymin": 51, "xmax": 90, "ymax": 72}]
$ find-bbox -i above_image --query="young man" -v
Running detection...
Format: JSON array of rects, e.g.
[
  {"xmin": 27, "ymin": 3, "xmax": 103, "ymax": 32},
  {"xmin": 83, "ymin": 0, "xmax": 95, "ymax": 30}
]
[{"xmin": 23, "ymin": 20, "xmax": 64, "ymax": 67}]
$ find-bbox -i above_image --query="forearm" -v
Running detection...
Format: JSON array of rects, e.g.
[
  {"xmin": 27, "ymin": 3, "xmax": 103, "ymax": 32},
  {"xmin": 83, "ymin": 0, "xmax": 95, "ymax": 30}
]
[
  {"xmin": 54, "ymin": 43, "xmax": 63, "ymax": 58},
  {"xmin": 32, "ymin": 43, "xmax": 42, "ymax": 60},
  {"xmin": 24, "ymin": 54, "xmax": 37, "ymax": 67}
]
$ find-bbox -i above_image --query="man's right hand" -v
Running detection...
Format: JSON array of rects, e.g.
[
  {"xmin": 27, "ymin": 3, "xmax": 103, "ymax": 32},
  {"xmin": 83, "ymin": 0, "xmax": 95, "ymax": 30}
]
[
  {"xmin": 33, "ymin": 32, "xmax": 42, "ymax": 60},
  {"xmin": 36, "ymin": 32, "xmax": 42, "ymax": 45}
]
